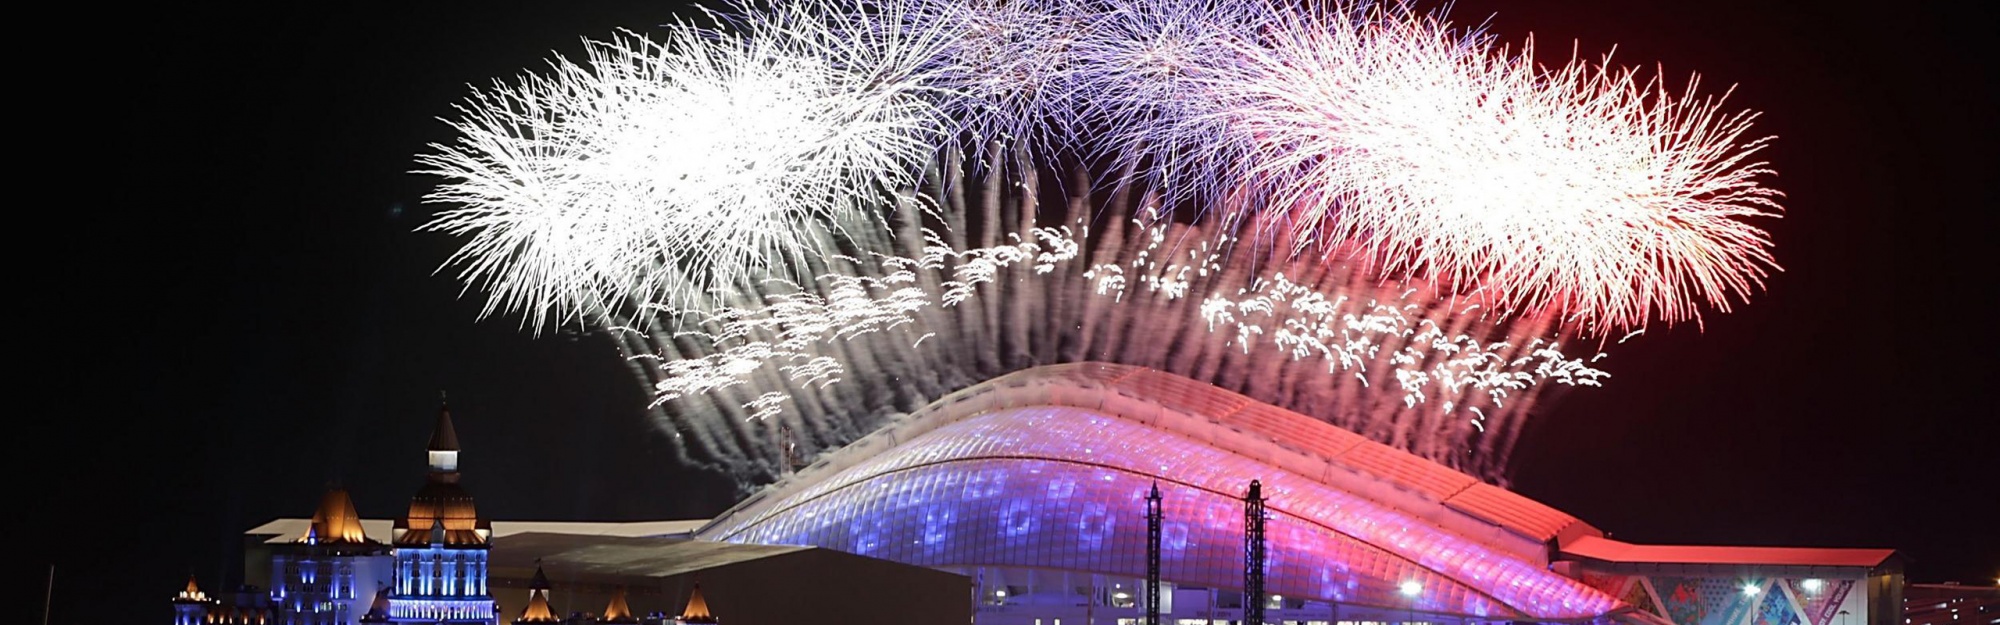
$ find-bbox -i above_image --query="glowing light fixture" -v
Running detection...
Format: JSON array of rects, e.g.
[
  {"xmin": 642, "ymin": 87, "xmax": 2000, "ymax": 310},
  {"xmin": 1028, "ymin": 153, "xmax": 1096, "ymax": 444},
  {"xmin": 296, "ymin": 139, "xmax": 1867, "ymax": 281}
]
[
  {"xmin": 1743, "ymin": 582, "xmax": 1761, "ymax": 596},
  {"xmin": 1400, "ymin": 580, "xmax": 1424, "ymax": 597},
  {"xmin": 1803, "ymin": 579, "xmax": 1826, "ymax": 593}
]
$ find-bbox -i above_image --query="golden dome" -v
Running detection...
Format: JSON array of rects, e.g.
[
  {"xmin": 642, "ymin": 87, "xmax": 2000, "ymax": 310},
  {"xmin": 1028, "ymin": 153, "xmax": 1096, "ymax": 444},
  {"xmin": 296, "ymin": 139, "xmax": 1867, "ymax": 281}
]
[{"xmin": 395, "ymin": 481, "xmax": 488, "ymax": 546}]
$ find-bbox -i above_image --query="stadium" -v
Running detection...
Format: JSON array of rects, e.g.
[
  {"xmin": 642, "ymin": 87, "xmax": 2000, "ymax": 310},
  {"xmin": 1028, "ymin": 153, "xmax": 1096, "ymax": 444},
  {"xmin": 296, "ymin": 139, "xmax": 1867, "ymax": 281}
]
[{"xmin": 689, "ymin": 363, "xmax": 1903, "ymax": 625}]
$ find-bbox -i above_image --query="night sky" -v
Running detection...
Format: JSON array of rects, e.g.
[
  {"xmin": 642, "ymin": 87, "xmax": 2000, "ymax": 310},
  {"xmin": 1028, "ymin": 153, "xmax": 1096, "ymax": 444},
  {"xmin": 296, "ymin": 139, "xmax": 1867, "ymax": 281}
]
[{"xmin": 40, "ymin": 0, "xmax": 1995, "ymax": 621}]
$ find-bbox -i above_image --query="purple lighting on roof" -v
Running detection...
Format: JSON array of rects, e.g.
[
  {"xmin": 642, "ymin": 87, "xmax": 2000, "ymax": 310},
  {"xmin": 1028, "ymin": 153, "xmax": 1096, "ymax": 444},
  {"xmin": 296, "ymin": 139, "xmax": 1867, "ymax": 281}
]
[{"xmin": 703, "ymin": 405, "xmax": 1621, "ymax": 620}]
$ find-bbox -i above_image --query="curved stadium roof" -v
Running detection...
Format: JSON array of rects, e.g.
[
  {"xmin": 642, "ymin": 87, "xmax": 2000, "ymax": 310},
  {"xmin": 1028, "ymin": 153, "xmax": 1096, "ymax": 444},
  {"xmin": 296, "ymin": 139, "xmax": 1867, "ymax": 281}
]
[{"xmin": 696, "ymin": 363, "xmax": 1631, "ymax": 622}]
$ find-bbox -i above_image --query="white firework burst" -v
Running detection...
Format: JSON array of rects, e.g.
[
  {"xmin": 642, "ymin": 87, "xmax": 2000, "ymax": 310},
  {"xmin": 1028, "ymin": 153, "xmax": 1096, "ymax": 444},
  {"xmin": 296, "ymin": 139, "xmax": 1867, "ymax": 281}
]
[
  {"xmin": 890, "ymin": 0, "xmax": 1091, "ymax": 156},
  {"xmin": 1070, "ymin": 0, "xmax": 1268, "ymax": 200},
  {"xmin": 418, "ymin": 16, "xmax": 946, "ymax": 332},
  {"xmin": 1211, "ymin": 6, "xmax": 1782, "ymax": 331}
]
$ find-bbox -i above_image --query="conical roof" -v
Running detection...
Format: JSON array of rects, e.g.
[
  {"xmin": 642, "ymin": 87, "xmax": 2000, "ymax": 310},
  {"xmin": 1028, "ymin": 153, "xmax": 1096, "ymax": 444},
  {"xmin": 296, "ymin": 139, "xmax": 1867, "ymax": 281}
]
[
  {"xmin": 599, "ymin": 587, "xmax": 637, "ymax": 623},
  {"xmin": 680, "ymin": 582, "xmax": 717, "ymax": 623},
  {"xmin": 429, "ymin": 399, "xmax": 460, "ymax": 452},
  {"xmin": 175, "ymin": 575, "xmax": 209, "ymax": 603},
  {"xmin": 299, "ymin": 487, "xmax": 370, "ymax": 544},
  {"xmin": 516, "ymin": 590, "xmax": 558, "ymax": 623},
  {"xmin": 516, "ymin": 562, "xmax": 560, "ymax": 623}
]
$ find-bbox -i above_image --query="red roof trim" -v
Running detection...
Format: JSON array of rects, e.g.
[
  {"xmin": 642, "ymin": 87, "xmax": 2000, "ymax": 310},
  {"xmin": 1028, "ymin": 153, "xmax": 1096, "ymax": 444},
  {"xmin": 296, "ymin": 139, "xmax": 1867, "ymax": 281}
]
[{"xmin": 1562, "ymin": 535, "xmax": 1898, "ymax": 568}]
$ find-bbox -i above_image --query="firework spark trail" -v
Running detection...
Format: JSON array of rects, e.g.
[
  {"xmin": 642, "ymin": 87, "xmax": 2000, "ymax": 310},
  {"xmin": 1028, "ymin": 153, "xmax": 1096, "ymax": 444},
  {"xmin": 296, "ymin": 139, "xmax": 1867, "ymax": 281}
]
[
  {"xmin": 610, "ymin": 157, "xmax": 1601, "ymax": 485},
  {"xmin": 637, "ymin": 225, "xmax": 1081, "ymax": 410},
  {"xmin": 1195, "ymin": 274, "xmax": 1608, "ymax": 452}
]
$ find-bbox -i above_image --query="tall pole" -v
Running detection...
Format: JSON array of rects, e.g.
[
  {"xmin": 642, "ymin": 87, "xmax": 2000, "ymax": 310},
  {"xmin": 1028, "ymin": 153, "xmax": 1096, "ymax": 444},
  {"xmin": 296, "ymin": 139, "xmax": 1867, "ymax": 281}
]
[
  {"xmin": 1146, "ymin": 482, "xmax": 1163, "ymax": 625},
  {"xmin": 42, "ymin": 565, "xmax": 52, "ymax": 625},
  {"xmin": 780, "ymin": 422, "xmax": 799, "ymax": 474},
  {"xmin": 1244, "ymin": 480, "xmax": 1267, "ymax": 625}
]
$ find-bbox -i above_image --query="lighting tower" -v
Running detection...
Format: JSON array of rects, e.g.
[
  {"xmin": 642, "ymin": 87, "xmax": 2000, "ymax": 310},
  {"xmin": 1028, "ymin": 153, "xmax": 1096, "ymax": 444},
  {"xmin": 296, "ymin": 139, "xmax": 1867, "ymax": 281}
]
[
  {"xmin": 1146, "ymin": 482, "xmax": 1163, "ymax": 625},
  {"xmin": 1244, "ymin": 480, "xmax": 1267, "ymax": 625},
  {"xmin": 780, "ymin": 422, "xmax": 801, "ymax": 474}
]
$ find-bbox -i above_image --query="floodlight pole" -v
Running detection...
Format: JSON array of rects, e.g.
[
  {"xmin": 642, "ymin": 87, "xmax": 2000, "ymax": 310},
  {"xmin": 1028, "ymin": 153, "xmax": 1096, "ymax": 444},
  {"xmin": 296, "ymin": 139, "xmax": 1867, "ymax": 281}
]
[
  {"xmin": 1146, "ymin": 482, "xmax": 1163, "ymax": 625},
  {"xmin": 1244, "ymin": 480, "xmax": 1267, "ymax": 625}
]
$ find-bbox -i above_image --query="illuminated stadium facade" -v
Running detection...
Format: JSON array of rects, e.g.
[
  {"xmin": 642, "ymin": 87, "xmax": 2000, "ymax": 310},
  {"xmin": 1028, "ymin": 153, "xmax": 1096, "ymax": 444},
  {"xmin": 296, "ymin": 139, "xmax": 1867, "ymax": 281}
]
[{"xmin": 695, "ymin": 363, "xmax": 1903, "ymax": 625}]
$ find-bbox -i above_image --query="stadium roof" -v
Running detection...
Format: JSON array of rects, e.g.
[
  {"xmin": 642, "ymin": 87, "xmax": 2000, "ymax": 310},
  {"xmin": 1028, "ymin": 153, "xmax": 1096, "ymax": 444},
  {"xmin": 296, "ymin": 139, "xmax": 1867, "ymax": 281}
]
[
  {"xmin": 491, "ymin": 532, "xmax": 809, "ymax": 581},
  {"xmin": 697, "ymin": 363, "xmax": 1626, "ymax": 621},
  {"xmin": 707, "ymin": 363, "xmax": 1597, "ymax": 547}
]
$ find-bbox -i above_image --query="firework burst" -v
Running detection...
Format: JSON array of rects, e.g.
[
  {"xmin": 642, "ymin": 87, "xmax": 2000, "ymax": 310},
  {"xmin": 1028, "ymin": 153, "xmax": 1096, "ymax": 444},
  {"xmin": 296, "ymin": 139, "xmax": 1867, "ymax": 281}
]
[
  {"xmin": 1212, "ymin": 6, "xmax": 1782, "ymax": 330},
  {"xmin": 418, "ymin": 16, "xmax": 945, "ymax": 332},
  {"xmin": 1069, "ymin": 0, "xmax": 1269, "ymax": 200},
  {"xmin": 888, "ymin": 0, "xmax": 1091, "ymax": 157}
]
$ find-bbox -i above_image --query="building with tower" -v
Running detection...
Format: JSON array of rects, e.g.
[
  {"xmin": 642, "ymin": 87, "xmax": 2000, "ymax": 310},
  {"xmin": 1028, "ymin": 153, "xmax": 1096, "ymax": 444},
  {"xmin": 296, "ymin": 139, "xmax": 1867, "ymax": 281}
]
[
  {"xmin": 174, "ymin": 576, "xmax": 215, "ymax": 625},
  {"xmin": 186, "ymin": 400, "xmax": 501, "ymax": 625},
  {"xmin": 385, "ymin": 400, "xmax": 497, "ymax": 624}
]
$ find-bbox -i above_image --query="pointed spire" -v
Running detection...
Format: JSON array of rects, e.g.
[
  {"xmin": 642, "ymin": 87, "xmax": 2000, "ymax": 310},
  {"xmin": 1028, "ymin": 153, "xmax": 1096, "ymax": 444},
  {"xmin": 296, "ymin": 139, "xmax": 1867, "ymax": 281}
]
[
  {"xmin": 599, "ymin": 587, "xmax": 637, "ymax": 623},
  {"xmin": 680, "ymin": 582, "xmax": 717, "ymax": 623},
  {"xmin": 531, "ymin": 559, "xmax": 552, "ymax": 589},
  {"xmin": 176, "ymin": 574, "xmax": 210, "ymax": 603},
  {"xmin": 429, "ymin": 394, "xmax": 460, "ymax": 452}
]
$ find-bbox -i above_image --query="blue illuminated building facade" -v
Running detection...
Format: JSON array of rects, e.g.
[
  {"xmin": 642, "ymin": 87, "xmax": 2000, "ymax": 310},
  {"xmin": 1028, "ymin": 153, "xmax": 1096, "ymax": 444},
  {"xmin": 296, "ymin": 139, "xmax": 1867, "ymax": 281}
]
[
  {"xmin": 173, "ymin": 576, "xmax": 220, "ymax": 625},
  {"xmin": 384, "ymin": 402, "xmax": 496, "ymax": 624},
  {"xmin": 268, "ymin": 488, "xmax": 394, "ymax": 624}
]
